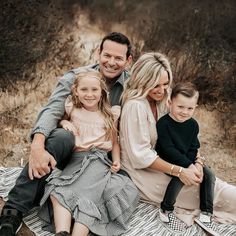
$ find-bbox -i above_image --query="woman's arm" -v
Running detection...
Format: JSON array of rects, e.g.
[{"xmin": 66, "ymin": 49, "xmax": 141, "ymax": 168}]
[{"xmin": 149, "ymin": 156, "xmax": 201, "ymax": 185}]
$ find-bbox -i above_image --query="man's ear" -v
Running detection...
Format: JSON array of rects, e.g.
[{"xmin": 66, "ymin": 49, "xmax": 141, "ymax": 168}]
[
  {"xmin": 127, "ymin": 55, "xmax": 132, "ymax": 65},
  {"xmin": 125, "ymin": 55, "xmax": 133, "ymax": 70}
]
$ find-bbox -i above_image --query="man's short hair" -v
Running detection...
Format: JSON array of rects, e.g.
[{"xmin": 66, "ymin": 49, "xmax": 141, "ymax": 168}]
[{"xmin": 100, "ymin": 32, "xmax": 132, "ymax": 58}]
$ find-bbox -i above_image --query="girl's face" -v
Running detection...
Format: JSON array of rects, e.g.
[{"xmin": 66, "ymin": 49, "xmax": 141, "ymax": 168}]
[
  {"xmin": 75, "ymin": 76, "xmax": 102, "ymax": 111},
  {"xmin": 169, "ymin": 94, "xmax": 198, "ymax": 123},
  {"xmin": 147, "ymin": 70, "xmax": 169, "ymax": 102}
]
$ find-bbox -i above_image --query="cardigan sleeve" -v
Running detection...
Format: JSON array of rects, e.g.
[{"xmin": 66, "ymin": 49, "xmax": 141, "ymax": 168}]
[{"xmin": 121, "ymin": 101, "xmax": 157, "ymax": 169}]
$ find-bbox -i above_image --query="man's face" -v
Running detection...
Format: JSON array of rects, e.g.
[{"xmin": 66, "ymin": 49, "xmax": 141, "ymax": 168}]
[{"xmin": 98, "ymin": 40, "xmax": 132, "ymax": 79}]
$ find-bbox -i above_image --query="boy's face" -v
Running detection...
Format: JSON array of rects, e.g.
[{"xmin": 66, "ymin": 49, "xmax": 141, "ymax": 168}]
[
  {"xmin": 169, "ymin": 94, "xmax": 198, "ymax": 123},
  {"xmin": 98, "ymin": 39, "xmax": 132, "ymax": 80}
]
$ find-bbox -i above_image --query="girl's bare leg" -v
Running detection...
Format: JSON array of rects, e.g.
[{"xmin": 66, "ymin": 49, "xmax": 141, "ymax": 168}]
[
  {"xmin": 50, "ymin": 195, "xmax": 71, "ymax": 233},
  {"xmin": 72, "ymin": 221, "xmax": 89, "ymax": 236}
]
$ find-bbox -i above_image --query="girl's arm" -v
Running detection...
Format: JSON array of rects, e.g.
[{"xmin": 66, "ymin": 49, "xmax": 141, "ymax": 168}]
[
  {"xmin": 110, "ymin": 124, "xmax": 121, "ymax": 173},
  {"xmin": 59, "ymin": 113, "xmax": 78, "ymax": 135}
]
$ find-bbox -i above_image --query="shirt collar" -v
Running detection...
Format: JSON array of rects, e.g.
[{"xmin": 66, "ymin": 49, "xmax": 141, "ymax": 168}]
[{"xmin": 93, "ymin": 64, "xmax": 127, "ymax": 87}]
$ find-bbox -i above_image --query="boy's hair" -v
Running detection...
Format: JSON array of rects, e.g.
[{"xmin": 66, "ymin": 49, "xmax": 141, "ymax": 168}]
[
  {"xmin": 71, "ymin": 69, "xmax": 116, "ymax": 139},
  {"xmin": 171, "ymin": 82, "xmax": 199, "ymax": 101},
  {"xmin": 100, "ymin": 32, "xmax": 132, "ymax": 58}
]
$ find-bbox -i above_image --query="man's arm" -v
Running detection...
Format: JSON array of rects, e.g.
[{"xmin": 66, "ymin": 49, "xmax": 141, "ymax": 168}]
[
  {"xmin": 30, "ymin": 72, "xmax": 76, "ymax": 139},
  {"xmin": 28, "ymin": 72, "xmax": 75, "ymax": 179}
]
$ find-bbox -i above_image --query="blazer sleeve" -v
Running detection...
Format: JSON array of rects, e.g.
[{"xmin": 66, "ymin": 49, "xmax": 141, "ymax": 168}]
[{"xmin": 30, "ymin": 71, "xmax": 75, "ymax": 139}]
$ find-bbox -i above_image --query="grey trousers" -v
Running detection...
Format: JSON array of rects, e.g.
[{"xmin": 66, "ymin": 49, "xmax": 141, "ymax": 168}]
[{"xmin": 3, "ymin": 128, "xmax": 75, "ymax": 214}]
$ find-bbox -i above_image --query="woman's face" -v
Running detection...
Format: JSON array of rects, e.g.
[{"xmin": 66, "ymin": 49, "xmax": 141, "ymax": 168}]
[{"xmin": 147, "ymin": 70, "xmax": 169, "ymax": 102}]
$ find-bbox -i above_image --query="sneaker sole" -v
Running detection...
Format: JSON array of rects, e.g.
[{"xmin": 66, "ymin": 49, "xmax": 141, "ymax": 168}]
[
  {"xmin": 195, "ymin": 219, "xmax": 220, "ymax": 236},
  {"xmin": 16, "ymin": 222, "xmax": 23, "ymax": 234}
]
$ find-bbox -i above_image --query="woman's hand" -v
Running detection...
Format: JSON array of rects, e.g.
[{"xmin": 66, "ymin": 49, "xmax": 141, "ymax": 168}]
[
  {"xmin": 179, "ymin": 164, "xmax": 201, "ymax": 186},
  {"xmin": 110, "ymin": 161, "xmax": 121, "ymax": 173},
  {"xmin": 194, "ymin": 163, "xmax": 204, "ymax": 183},
  {"xmin": 60, "ymin": 120, "xmax": 78, "ymax": 135}
]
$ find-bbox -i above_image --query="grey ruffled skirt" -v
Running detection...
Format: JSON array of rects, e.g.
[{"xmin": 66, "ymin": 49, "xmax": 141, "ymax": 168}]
[{"xmin": 38, "ymin": 148, "xmax": 139, "ymax": 236}]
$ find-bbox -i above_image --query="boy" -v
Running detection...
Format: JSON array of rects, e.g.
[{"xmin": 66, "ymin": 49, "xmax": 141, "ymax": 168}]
[{"xmin": 156, "ymin": 82, "xmax": 218, "ymax": 235}]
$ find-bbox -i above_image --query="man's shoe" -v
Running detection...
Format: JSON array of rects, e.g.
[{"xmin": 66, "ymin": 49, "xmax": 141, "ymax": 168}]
[
  {"xmin": 0, "ymin": 208, "xmax": 23, "ymax": 236},
  {"xmin": 55, "ymin": 231, "xmax": 71, "ymax": 236},
  {"xmin": 195, "ymin": 212, "xmax": 220, "ymax": 236}
]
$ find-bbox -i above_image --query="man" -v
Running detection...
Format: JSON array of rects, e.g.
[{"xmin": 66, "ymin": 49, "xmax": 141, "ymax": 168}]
[{"xmin": 0, "ymin": 32, "xmax": 132, "ymax": 236}]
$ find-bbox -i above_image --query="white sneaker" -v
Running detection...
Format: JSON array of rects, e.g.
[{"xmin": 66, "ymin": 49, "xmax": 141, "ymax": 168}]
[
  {"xmin": 195, "ymin": 212, "xmax": 220, "ymax": 236},
  {"xmin": 159, "ymin": 209, "xmax": 188, "ymax": 233},
  {"xmin": 159, "ymin": 209, "xmax": 171, "ymax": 222}
]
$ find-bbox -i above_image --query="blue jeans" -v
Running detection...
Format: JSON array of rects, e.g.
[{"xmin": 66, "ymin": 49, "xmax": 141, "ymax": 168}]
[
  {"xmin": 3, "ymin": 128, "xmax": 75, "ymax": 215},
  {"xmin": 161, "ymin": 166, "xmax": 215, "ymax": 213}
]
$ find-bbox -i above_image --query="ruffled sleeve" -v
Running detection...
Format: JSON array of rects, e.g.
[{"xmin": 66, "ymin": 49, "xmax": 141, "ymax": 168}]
[{"xmin": 64, "ymin": 95, "xmax": 74, "ymax": 117}]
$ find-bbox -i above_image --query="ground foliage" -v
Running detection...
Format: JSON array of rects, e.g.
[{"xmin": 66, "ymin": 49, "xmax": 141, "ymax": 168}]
[{"xmin": 1, "ymin": 0, "xmax": 235, "ymax": 107}]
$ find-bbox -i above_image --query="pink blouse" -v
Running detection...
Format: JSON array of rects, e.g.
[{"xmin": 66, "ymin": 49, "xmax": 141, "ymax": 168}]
[{"xmin": 65, "ymin": 96, "xmax": 120, "ymax": 152}]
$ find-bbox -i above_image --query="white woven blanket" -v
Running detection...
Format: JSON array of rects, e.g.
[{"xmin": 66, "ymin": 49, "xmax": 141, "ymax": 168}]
[{"xmin": 0, "ymin": 167, "xmax": 235, "ymax": 236}]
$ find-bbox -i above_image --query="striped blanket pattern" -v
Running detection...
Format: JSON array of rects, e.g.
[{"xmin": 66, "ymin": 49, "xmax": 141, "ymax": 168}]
[{"xmin": 0, "ymin": 167, "xmax": 235, "ymax": 236}]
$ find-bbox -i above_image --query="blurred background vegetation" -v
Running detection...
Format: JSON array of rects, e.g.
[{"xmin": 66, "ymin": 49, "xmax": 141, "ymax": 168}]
[
  {"xmin": 1, "ymin": 0, "xmax": 235, "ymax": 107},
  {"xmin": 0, "ymin": 1, "xmax": 235, "ymax": 177}
]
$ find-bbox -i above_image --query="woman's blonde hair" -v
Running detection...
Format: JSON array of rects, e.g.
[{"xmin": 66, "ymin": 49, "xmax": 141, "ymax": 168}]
[
  {"xmin": 121, "ymin": 52, "xmax": 173, "ymax": 109},
  {"xmin": 71, "ymin": 69, "xmax": 116, "ymax": 139}
]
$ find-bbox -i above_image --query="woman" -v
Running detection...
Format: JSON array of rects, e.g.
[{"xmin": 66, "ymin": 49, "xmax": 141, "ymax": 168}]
[{"xmin": 120, "ymin": 52, "xmax": 236, "ymax": 231}]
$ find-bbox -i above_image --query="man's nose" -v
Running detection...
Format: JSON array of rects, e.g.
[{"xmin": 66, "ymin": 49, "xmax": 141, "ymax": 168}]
[{"xmin": 108, "ymin": 57, "xmax": 115, "ymax": 65}]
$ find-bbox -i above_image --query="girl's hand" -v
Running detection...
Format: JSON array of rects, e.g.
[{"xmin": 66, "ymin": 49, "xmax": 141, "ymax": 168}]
[
  {"xmin": 60, "ymin": 120, "xmax": 78, "ymax": 135},
  {"xmin": 110, "ymin": 161, "xmax": 121, "ymax": 173}
]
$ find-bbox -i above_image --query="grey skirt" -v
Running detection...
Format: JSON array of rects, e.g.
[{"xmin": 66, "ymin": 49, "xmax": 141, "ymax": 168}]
[{"xmin": 38, "ymin": 148, "xmax": 139, "ymax": 236}]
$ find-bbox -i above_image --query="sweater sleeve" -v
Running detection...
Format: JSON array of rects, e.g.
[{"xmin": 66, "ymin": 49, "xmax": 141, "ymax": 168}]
[
  {"xmin": 120, "ymin": 101, "xmax": 157, "ymax": 169},
  {"xmin": 156, "ymin": 121, "xmax": 193, "ymax": 168},
  {"xmin": 187, "ymin": 122, "xmax": 200, "ymax": 161}
]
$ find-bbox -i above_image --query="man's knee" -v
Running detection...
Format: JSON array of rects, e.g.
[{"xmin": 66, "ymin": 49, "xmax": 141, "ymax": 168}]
[{"xmin": 46, "ymin": 128, "xmax": 75, "ymax": 150}]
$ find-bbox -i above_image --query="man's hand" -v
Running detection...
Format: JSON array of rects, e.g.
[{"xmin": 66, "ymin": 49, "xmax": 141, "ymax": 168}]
[{"xmin": 28, "ymin": 133, "xmax": 57, "ymax": 180}]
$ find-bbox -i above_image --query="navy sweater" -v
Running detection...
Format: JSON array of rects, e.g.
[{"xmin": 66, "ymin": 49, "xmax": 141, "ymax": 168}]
[{"xmin": 155, "ymin": 114, "xmax": 200, "ymax": 168}]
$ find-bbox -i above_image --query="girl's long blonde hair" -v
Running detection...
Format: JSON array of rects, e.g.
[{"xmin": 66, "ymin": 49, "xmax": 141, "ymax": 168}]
[
  {"xmin": 71, "ymin": 69, "xmax": 116, "ymax": 139},
  {"xmin": 121, "ymin": 52, "xmax": 173, "ymax": 110}
]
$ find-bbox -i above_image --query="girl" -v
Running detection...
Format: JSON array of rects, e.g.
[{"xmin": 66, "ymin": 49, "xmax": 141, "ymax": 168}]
[{"xmin": 39, "ymin": 69, "xmax": 139, "ymax": 236}]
